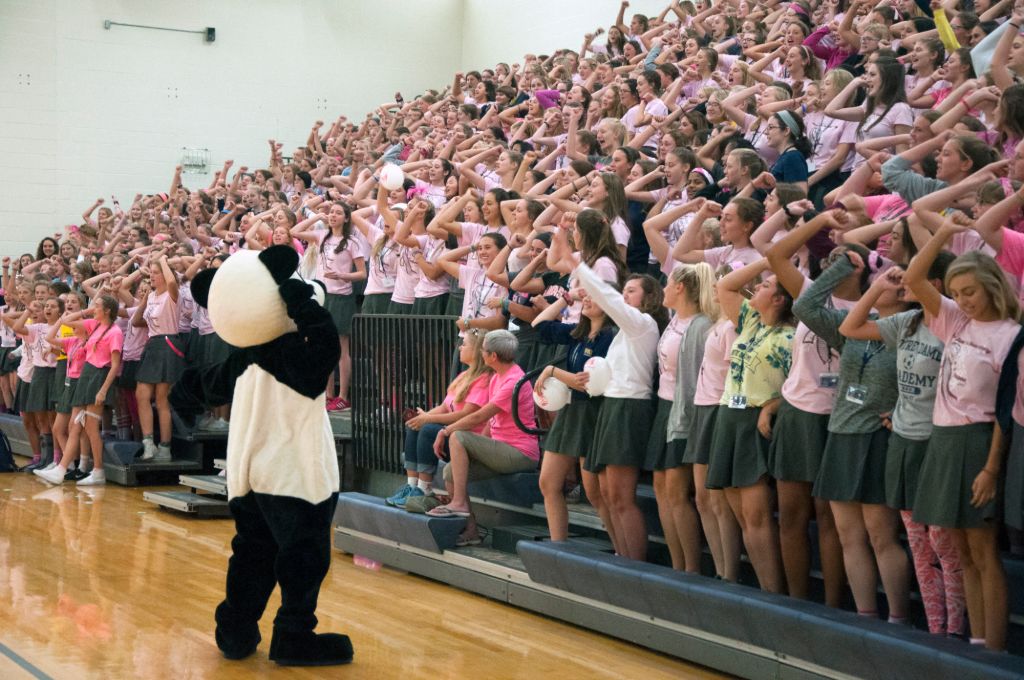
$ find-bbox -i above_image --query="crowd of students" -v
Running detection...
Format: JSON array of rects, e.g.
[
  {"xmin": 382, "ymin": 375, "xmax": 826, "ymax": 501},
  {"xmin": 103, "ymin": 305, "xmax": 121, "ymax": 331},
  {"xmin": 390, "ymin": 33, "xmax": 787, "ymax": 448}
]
[{"xmin": 5, "ymin": 0, "xmax": 1024, "ymax": 653}]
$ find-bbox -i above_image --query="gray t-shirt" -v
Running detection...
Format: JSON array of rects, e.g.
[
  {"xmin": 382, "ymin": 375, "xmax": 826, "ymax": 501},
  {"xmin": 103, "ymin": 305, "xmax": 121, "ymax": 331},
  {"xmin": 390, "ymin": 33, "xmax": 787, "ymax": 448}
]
[{"xmin": 877, "ymin": 311, "xmax": 944, "ymax": 441}]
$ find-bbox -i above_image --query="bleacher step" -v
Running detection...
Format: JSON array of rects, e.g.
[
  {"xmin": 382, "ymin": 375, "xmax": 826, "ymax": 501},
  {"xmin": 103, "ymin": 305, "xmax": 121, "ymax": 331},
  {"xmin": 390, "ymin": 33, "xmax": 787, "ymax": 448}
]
[
  {"xmin": 143, "ymin": 491, "xmax": 231, "ymax": 517},
  {"xmin": 334, "ymin": 492, "xmax": 465, "ymax": 553},
  {"xmin": 179, "ymin": 474, "xmax": 227, "ymax": 496}
]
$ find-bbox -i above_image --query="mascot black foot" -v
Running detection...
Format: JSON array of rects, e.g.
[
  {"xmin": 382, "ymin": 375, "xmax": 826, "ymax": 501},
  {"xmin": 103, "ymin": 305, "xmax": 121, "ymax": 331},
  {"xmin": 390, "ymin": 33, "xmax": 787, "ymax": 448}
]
[{"xmin": 176, "ymin": 246, "xmax": 352, "ymax": 666}]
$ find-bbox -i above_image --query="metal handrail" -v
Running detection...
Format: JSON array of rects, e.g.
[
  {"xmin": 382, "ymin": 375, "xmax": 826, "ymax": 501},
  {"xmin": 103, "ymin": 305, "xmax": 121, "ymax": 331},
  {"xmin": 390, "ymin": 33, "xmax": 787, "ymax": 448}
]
[{"xmin": 512, "ymin": 354, "xmax": 567, "ymax": 436}]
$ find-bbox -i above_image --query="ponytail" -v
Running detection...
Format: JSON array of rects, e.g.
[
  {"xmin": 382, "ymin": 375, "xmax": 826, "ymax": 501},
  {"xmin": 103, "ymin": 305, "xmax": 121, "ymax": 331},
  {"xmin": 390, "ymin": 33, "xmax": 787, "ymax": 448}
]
[{"xmin": 671, "ymin": 262, "xmax": 720, "ymax": 321}]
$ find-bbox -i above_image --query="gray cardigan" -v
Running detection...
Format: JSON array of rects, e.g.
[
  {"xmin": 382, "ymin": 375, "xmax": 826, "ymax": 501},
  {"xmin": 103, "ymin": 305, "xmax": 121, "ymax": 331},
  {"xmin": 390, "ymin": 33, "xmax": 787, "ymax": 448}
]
[{"xmin": 666, "ymin": 313, "xmax": 713, "ymax": 443}]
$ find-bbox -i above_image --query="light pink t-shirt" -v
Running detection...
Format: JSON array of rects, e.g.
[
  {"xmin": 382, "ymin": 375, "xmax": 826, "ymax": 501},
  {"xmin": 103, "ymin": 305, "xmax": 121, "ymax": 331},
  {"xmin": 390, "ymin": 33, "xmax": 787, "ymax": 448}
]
[
  {"xmin": 391, "ymin": 245, "xmax": 422, "ymax": 305},
  {"xmin": 363, "ymin": 224, "xmax": 399, "ymax": 295},
  {"xmin": 693, "ymin": 318, "xmax": 737, "ymax": 406},
  {"xmin": 60, "ymin": 336, "xmax": 87, "ymax": 379},
  {"xmin": 458, "ymin": 223, "xmax": 510, "ymax": 270},
  {"xmin": 316, "ymin": 233, "xmax": 362, "ymax": 295},
  {"xmin": 610, "ymin": 216, "xmax": 630, "ymax": 248},
  {"xmin": 27, "ymin": 324, "xmax": 57, "ymax": 368},
  {"xmin": 412, "ymin": 179, "xmax": 447, "ymax": 209},
  {"xmin": 194, "ymin": 304, "xmax": 214, "ymax": 336},
  {"xmin": 780, "ymin": 278, "xmax": 842, "ymax": 414},
  {"xmin": 443, "ymin": 373, "xmax": 491, "ymax": 434},
  {"xmin": 565, "ymin": 255, "xmax": 618, "ymax": 324},
  {"xmin": 122, "ymin": 306, "xmax": 149, "ymax": 361},
  {"xmin": 929, "ymin": 296, "xmax": 1020, "ymax": 426},
  {"xmin": 177, "ymin": 281, "xmax": 195, "ymax": 334},
  {"xmin": 996, "ymin": 228, "xmax": 1024, "ymax": 304},
  {"xmin": 657, "ymin": 315, "xmax": 693, "ymax": 401},
  {"xmin": 459, "ymin": 265, "xmax": 507, "ymax": 323},
  {"xmin": 487, "ymin": 364, "xmax": 539, "ymax": 460},
  {"xmin": 143, "ymin": 290, "xmax": 180, "ymax": 337},
  {"xmin": 82, "ymin": 319, "xmax": 125, "ymax": 369},
  {"xmin": 412, "ymin": 234, "xmax": 452, "ymax": 299},
  {"xmin": 16, "ymin": 333, "xmax": 33, "ymax": 382},
  {"xmin": 703, "ymin": 244, "xmax": 760, "ymax": 271}
]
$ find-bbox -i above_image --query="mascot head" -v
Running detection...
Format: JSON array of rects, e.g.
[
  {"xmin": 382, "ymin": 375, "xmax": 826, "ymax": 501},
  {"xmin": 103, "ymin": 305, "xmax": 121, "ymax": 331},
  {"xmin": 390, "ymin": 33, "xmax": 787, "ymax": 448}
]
[{"xmin": 191, "ymin": 246, "xmax": 325, "ymax": 348}]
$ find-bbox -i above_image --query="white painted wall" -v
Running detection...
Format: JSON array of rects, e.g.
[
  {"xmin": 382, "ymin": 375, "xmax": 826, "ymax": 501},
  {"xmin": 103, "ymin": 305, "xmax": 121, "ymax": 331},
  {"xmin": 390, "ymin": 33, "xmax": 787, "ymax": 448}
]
[
  {"xmin": 0, "ymin": 0, "xmax": 670, "ymax": 256},
  {"xmin": 459, "ymin": 0, "xmax": 670, "ymax": 71},
  {"xmin": 0, "ymin": 0, "xmax": 463, "ymax": 255}
]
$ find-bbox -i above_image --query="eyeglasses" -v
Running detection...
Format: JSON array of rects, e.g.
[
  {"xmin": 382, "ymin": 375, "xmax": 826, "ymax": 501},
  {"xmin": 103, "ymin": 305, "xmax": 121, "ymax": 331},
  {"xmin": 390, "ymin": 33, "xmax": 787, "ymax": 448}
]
[{"xmin": 765, "ymin": 124, "xmax": 783, "ymax": 131}]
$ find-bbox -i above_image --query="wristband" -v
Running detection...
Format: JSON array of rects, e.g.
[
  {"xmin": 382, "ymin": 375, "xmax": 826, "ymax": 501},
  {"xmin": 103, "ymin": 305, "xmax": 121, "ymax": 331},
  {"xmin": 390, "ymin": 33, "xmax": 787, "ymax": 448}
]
[
  {"xmin": 501, "ymin": 298, "xmax": 510, "ymax": 313},
  {"xmin": 981, "ymin": 468, "xmax": 998, "ymax": 476}
]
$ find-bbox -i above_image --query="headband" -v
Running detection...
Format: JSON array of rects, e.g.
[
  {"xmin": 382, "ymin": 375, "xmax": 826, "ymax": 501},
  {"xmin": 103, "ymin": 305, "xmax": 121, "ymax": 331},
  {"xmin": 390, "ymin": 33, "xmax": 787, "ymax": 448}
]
[
  {"xmin": 788, "ymin": 3, "xmax": 808, "ymax": 17},
  {"xmin": 691, "ymin": 167, "xmax": 715, "ymax": 185},
  {"xmin": 776, "ymin": 110, "xmax": 800, "ymax": 137}
]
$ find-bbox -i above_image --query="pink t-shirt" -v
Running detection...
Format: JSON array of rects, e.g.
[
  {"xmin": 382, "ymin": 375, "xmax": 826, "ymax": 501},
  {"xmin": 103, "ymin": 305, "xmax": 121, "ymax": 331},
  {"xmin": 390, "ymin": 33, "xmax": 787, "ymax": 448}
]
[
  {"xmin": 60, "ymin": 336, "xmax": 87, "ymax": 379},
  {"xmin": 143, "ymin": 290, "xmax": 180, "ymax": 337},
  {"xmin": 459, "ymin": 265, "xmax": 507, "ymax": 323},
  {"xmin": 82, "ymin": 319, "xmax": 125, "ymax": 369},
  {"xmin": 703, "ymin": 244, "xmax": 760, "ymax": 271},
  {"xmin": 693, "ymin": 318, "xmax": 736, "ymax": 406},
  {"xmin": 412, "ymin": 234, "xmax": 452, "ymax": 299},
  {"xmin": 316, "ymin": 233, "xmax": 362, "ymax": 296},
  {"xmin": 862, "ymin": 194, "xmax": 910, "ymax": 223},
  {"xmin": 929, "ymin": 296, "xmax": 1020, "ymax": 426},
  {"xmin": 781, "ymin": 279, "xmax": 843, "ymax": 414},
  {"xmin": 610, "ymin": 216, "xmax": 630, "ymax": 248},
  {"xmin": 177, "ymin": 281, "xmax": 195, "ymax": 334},
  {"xmin": 391, "ymin": 245, "xmax": 422, "ymax": 305},
  {"xmin": 122, "ymin": 306, "xmax": 149, "ymax": 361},
  {"xmin": 27, "ymin": 324, "xmax": 57, "ymax": 368},
  {"xmin": 363, "ymin": 223, "xmax": 398, "ymax": 296},
  {"xmin": 487, "ymin": 364, "xmax": 539, "ymax": 460},
  {"xmin": 996, "ymin": 228, "xmax": 1024, "ymax": 303},
  {"xmin": 412, "ymin": 179, "xmax": 447, "ymax": 209},
  {"xmin": 657, "ymin": 315, "xmax": 693, "ymax": 401},
  {"xmin": 442, "ymin": 373, "xmax": 490, "ymax": 434}
]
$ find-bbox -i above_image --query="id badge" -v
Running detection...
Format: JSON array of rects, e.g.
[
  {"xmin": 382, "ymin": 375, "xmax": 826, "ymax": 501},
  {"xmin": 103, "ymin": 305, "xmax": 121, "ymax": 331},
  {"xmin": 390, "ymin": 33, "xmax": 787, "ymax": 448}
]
[
  {"xmin": 728, "ymin": 394, "xmax": 748, "ymax": 409},
  {"xmin": 819, "ymin": 373, "xmax": 839, "ymax": 389},
  {"xmin": 845, "ymin": 384, "xmax": 868, "ymax": 405},
  {"xmin": 64, "ymin": 378, "xmax": 71, "ymax": 387}
]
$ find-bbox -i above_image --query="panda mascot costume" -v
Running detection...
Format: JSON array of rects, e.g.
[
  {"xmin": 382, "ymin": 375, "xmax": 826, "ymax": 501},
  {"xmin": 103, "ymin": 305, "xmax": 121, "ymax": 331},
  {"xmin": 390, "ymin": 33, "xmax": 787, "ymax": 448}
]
[{"xmin": 177, "ymin": 245, "xmax": 352, "ymax": 666}]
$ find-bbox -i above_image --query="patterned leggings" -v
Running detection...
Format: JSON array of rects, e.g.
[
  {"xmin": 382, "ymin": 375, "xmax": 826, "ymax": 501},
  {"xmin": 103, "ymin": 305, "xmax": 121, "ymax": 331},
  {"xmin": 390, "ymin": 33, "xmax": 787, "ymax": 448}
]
[{"xmin": 902, "ymin": 511, "xmax": 965, "ymax": 635}]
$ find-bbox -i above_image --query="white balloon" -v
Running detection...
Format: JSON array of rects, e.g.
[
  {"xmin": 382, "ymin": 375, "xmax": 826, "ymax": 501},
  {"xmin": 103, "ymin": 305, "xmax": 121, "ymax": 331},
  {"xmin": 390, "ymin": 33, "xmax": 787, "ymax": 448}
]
[
  {"xmin": 534, "ymin": 377, "xmax": 571, "ymax": 412},
  {"xmin": 584, "ymin": 357, "xmax": 612, "ymax": 397},
  {"xmin": 379, "ymin": 164, "xmax": 405, "ymax": 191}
]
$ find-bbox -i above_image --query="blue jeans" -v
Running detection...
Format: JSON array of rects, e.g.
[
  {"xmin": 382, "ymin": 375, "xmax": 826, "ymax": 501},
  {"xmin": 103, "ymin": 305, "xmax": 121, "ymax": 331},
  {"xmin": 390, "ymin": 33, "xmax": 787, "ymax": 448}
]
[{"xmin": 404, "ymin": 423, "xmax": 445, "ymax": 473}]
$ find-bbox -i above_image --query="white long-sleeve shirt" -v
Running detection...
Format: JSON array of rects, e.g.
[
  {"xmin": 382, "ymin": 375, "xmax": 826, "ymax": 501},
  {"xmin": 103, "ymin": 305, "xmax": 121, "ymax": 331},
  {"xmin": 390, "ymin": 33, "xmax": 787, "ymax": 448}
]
[{"xmin": 575, "ymin": 262, "xmax": 659, "ymax": 400}]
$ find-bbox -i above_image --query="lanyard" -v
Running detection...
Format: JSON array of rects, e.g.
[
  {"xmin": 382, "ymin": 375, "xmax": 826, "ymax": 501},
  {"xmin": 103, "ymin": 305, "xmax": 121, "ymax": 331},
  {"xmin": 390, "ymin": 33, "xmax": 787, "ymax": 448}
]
[
  {"xmin": 857, "ymin": 340, "xmax": 886, "ymax": 384},
  {"xmin": 470, "ymin": 277, "xmax": 498, "ymax": 318}
]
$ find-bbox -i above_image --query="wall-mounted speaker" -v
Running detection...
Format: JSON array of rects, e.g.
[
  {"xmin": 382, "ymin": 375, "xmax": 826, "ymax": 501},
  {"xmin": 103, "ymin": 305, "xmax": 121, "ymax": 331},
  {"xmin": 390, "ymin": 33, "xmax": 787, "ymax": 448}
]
[{"xmin": 205, "ymin": 27, "xmax": 216, "ymax": 42}]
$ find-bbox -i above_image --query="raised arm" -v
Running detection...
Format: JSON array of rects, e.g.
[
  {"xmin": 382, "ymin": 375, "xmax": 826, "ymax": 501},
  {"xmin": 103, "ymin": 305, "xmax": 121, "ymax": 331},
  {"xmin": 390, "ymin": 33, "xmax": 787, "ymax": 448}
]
[{"xmin": 716, "ymin": 258, "xmax": 770, "ymax": 326}]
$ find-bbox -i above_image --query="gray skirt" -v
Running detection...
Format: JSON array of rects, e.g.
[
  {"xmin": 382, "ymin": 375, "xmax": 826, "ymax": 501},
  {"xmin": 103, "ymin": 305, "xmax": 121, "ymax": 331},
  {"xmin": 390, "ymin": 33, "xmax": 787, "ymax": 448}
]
[
  {"xmin": 683, "ymin": 404, "xmax": 718, "ymax": 466},
  {"xmin": 117, "ymin": 360, "xmax": 140, "ymax": 389},
  {"xmin": 51, "ymin": 359, "xmax": 67, "ymax": 406},
  {"xmin": 813, "ymin": 429, "xmax": 890, "ymax": 504},
  {"xmin": 644, "ymin": 398, "xmax": 687, "ymax": 471},
  {"xmin": 584, "ymin": 397, "xmax": 653, "ymax": 472},
  {"xmin": 55, "ymin": 376, "xmax": 77, "ymax": 415},
  {"xmin": 195, "ymin": 332, "xmax": 232, "ymax": 368},
  {"xmin": 0, "ymin": 347, "xmax": 17, "ymax": 374},
  {"xmin": 388, "ymin": 301, "xmax": 414, "ymax": 315},
  {"xmin": 411, "ymin": 294, "xmax": 449, "ymax": 316},
  {"xmin": 361, "ymin": 293, "xmax": 392, "ymax": 315},
  {"xmin": 913, "ymin": 423, "xmax": 998, "ymax": 529},
  {"xmin": 136, "ymin": 335, "xmax": 185, "ymax": 385},
  {"xmin": 24, "ymin": 366, "xmax": 56, "ymax": 413},
  {"xmin": 768, "ymin": 400, "xmax": 830, "ymax": 483},
  {"xmin": 885, "ymin": 432, "xmax": 930, "ymax": 511},
  {"xmin": 15, "ymin": 378, "xmax": 30, "ymax": 413},
  {"xmin": 1006, "ymin": 422, "xmax": 1024, "ymax": 530},
  {"xmin": 445, "ymin": 289, "xmax": 465, "ymax": 317},
  {"xmin": 72, "ymin": 363, "xmax": 116, "ymax": 408},
  {"xmin": 324, "ymin": 293, "xmax": 357, "ymax": 335},
  {"xmin": 706, "ymin": 405, "xmax": 770, "ymax": 489},
  {"xmin": 544, "ymin": 396, "xmax": 602, "ymax": 458}
]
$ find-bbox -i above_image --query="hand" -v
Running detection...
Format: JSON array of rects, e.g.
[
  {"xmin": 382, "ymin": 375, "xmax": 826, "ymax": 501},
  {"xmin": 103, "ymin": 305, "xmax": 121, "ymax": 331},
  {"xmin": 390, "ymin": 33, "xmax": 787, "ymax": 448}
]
[
  {"xmin": 752, "ymin": 171, "xmax": 776, "ymax": 191},
  {"xmin": 455, "ymin": 317, "xmax": 469, "ymax": 331},
  {"xmin": 970, "ymin": 468, "xmax": 998, "ymax": 508},
  {"xmin": 703, "ymin": 200, "xmax": 724, "ymax": 216},
  {"xmin": 756, "ymin": 407, "xmax": 774, "ymax": 438},
  {"xmin": 563, "ymin": 371, "xmax": 590, "ymax": 392},
  {"xmin": 406, "ymin": 408, "xmax": 430, "ymax": 430},
  {"xmin": 788, "ymin": 199, "xmax": 815, "ymax": 216},
  {"xmin": 432, "ymin": 429, "xmax": 448, "ymax": 460},
  {"xmin": 278, "ymin": 279, "xmax": 314, "ymax": 310},
  {"xmin": 873, "ymin": 266, "xmax": 903, "ymax": 291},
  {"xmin": 879, "ymin": 411, "xmax": 893, "ymax": 431},
  {"xmin": 485, "ymin": 297, "xmax": 504, "ymax": 310},
  {"xmin": 844, "ymin": 247, "xmax": 866, "ymax": 274},
  {"xmin": 95, "ymin": 390, "xmax": 107, "ymax": 406}
]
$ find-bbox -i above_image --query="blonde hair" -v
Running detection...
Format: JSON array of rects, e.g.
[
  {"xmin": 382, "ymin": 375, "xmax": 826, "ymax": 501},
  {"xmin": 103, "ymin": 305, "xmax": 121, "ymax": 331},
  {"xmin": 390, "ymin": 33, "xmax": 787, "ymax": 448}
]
[
  {"xmin": 670, "ymin": 262, "xmax": 720, "ymax": 321},
  {"xmin": 451, "ymin": 329, "xmax": 493, "ymax": 402},
  {"xmin": 945, "ymin": 251, "xmax": 1021, "ymax": 322}
]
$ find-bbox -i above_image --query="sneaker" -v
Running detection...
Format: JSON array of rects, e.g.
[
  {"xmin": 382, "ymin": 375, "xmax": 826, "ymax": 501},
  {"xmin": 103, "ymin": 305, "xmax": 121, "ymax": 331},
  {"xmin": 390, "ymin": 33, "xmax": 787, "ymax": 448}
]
[
  {"xmin": 21, "ymin": 456, "xmax": 42, "ymax": 472},
  {"xmin": 404, "ymin": 494, "xmax": 443, "ymax": 514},
  {"xmin": 207, "ymin": 418, "xmax": 230, "ymax": 432},
  {"xmin": 35, "ymin": 466, "xmax": 67, "ymax": 485},
  {"xmin": 40, "ymin": 462, "xmax": 58, "ymax": 472},
  {"xmin": 139, "ymin": 438, "xmax": 158, "ymax": 461},
  {"xmin": 385, "ymin": 485, "xmax": 413, "ymax": 507},
  {"xmin": 196, "ymin": 414, "xmax": 216, "ymax": 430},
  {"xmin": 65, "ymin": 469, "xmax": 88, "ymax": 482},
  {"xmin": 565, "ymin": 484, "xmax": 582, "ymax": 504},
  {"xmin": 154, "ymin": 444, "xmax": 172, "ymax": 462},
  {"xmin": 325, "ymin": 397, "xmax": 341, "ymax": 412},
  {"xmin": 394, "ymin": 486, "xmax": 425, "ymax": 509},
  {"xmin": 77, "ymin": 471, "xmax": 106, "ymax": 486},
  {"xmin": 337, "ymin": 398, "xmax": 351, "ymax": 411}
]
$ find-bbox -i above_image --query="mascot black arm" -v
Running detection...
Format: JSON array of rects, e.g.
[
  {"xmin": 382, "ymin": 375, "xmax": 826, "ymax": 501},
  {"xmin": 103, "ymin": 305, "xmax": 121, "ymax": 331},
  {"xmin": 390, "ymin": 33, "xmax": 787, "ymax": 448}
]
[{"xmin": 175, "ymin": 346, "xmax": 256, "ymax": 409}]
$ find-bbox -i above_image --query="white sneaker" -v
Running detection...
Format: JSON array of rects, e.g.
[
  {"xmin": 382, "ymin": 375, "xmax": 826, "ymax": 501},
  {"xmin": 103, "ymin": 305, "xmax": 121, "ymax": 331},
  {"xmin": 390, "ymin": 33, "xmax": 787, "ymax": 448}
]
[
  {"xmin": 196, "ymin": 414, "xmax": 215, "ymax": 430},
  {"xmin": 77, "ymin": 471, "xmax": 106, "ymax": 486},
  {"xmin": 35, "ymin": 466, "xmax": 67, "ymax": 485},
  {"xmin": 207, "ymin": 418, "xmax": 229, "ymax": 432},
  {"xmin": 154, "ymin": 443, "xmax": 172, "ymax": 462},
  {"xmin": 140, "ymin": 439, "xmax": 158, "ymax": 461},
  {"xmin": 41, "ymin": 462, "xmax": 57, "ymax": 472}
]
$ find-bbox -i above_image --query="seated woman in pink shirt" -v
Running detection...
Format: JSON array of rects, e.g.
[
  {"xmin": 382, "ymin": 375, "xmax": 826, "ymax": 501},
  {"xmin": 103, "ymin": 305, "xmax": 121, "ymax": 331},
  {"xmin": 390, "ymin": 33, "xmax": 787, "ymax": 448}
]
[
  {"xmin": 36, "ymin": 295, "xmax": 124, "ymax": 486},
  {"xmin": 427, "ymin": 330, "xmax": 539, "ymax": 546}
]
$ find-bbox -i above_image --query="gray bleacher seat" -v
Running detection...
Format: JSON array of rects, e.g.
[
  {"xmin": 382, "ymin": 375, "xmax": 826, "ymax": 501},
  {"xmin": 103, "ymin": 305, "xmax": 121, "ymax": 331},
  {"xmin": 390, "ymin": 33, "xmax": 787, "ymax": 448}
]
[{"xmin": 333, "ymin": 492, "xmax": 465, "ymax": 553}]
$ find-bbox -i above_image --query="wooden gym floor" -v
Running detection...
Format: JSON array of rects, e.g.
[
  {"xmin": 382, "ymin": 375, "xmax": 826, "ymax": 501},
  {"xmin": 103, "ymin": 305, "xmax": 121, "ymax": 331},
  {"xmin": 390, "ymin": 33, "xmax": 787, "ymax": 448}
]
[{"xmin": 0, "ymin": 469, "xmax": 729, "ymax": 679}]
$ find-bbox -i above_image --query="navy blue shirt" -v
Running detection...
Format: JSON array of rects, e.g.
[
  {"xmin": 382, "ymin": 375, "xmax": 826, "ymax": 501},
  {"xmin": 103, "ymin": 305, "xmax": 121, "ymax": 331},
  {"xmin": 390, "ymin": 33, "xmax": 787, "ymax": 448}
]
[
  {"xmin": 772, "ymin": 148, "xmax": 809, "ymax": 184},
  {"xmin": 535, "ymin": 322, "xmax": 615, "ymax": 400}
]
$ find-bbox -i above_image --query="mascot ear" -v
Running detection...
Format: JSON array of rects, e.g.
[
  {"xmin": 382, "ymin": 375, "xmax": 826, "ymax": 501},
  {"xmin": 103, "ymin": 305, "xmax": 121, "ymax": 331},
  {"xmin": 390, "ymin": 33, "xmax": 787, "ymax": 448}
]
[
  {"xmin": 259, "ymin": 246, "xmax": 300, "ymax": 286},
  {"xmin": 191, "ymin": 268, "xmax": 217, "ymax": 309}
]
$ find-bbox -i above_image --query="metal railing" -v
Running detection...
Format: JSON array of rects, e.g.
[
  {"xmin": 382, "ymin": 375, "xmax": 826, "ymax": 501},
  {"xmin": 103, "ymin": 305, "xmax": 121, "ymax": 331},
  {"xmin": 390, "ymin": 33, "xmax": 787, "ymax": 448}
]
[{"xmin": 351, "ymin": 314, "xmax": 459, "ymax": 474}]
